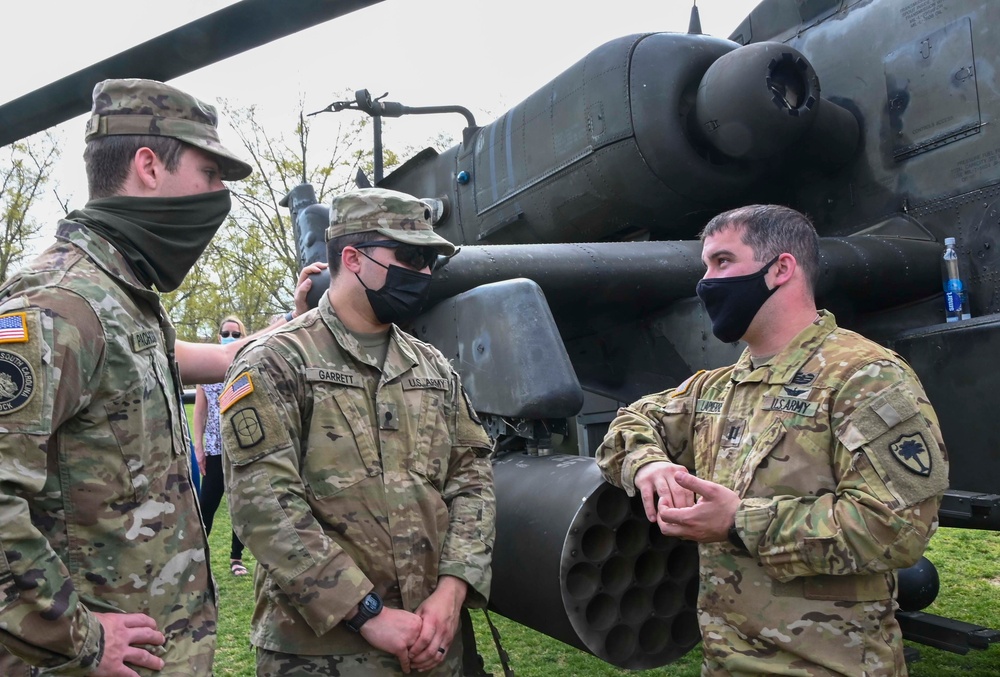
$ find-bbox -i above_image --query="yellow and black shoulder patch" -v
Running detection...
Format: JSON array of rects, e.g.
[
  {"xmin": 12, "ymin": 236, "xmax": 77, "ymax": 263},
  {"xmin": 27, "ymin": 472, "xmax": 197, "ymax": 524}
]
[
  {"xmin": 219, "ymin": 371, "xmax": 255, "ymax": 414},
  {"xmin": 0, "ymin": 312, "xmax": 29, "ymax": 344}
]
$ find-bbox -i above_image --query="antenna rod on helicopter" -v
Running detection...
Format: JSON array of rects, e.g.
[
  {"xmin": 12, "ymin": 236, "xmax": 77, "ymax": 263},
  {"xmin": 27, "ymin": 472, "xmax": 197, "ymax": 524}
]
[
  {"xmin": 688, "ymin": 0, "xmax": 703, "ymax": 34},
  {"xmin": 309, "ymin": 88, "xmax": 479, "ymax": 183}
]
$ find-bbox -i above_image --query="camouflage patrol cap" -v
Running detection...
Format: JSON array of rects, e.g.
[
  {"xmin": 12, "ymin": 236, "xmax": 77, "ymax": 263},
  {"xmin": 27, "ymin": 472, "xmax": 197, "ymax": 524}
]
[
  {"xmin": 85, "ymin": 78, "xmax": 252, "ymax": 181},
  {"xmin": 327, "ymin": 188, "xmax": 457, "ymax": 256}
]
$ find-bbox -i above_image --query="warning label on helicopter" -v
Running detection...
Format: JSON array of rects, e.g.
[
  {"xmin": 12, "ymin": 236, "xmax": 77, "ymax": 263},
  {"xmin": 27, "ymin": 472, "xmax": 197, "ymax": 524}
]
[
  {"xmin": 952, "ymin": 149, "xmax": 1000, "ymax": 183},
  {"xmin": 901, "ymin": 0, "xmax": 943, "ymax": 28}
]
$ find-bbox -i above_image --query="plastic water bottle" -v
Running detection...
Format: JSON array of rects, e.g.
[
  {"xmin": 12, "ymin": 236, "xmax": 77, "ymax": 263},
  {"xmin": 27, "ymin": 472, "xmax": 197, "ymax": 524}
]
[{"xmin": 942, "ymin": 237, "xmax": 971, "ymax": 322}]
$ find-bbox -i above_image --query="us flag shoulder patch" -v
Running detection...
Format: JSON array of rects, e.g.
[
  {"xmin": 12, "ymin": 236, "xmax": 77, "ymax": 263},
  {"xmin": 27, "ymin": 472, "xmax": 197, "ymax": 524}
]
[
  {"xmin": 219, "ymin": 372, "xmax": 254, "ymax": 413},
  {"xmin": 0, "ymin": 312, "xmax": 29, "ymax": 344}
]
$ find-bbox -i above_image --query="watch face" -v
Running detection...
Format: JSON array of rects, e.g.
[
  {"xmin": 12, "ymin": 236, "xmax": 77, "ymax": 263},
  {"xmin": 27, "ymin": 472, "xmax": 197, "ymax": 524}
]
[{"xmin": 361, "ymin": 592, "xmax": 382, "ymax": 614}]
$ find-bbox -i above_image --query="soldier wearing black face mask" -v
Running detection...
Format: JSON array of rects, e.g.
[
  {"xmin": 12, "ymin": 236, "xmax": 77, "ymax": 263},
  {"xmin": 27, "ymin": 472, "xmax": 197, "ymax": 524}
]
[
  {"xmin": 220, "ymin": 188, "xmax": 495, "ymax": 676},
  {"xmin": 597, "ymin": 205, "xmax": 948, "ymax": 677}
]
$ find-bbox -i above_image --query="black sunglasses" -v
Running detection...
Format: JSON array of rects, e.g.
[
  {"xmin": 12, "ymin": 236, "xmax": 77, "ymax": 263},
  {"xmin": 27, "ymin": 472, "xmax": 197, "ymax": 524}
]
[
  {"xmin": 220, "ymin": 331, "xmax": 242, "ymax": 338},
  {"xmin": 353, "ymin": 240, "xmax": 440, "ymax": 270}
]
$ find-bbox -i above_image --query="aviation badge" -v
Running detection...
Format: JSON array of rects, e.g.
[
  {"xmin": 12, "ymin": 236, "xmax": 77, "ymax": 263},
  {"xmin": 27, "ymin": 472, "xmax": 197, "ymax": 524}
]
[
  {"xmin": 0, "ymin": 349, "xmax": 35, "ymax": 415},
  {"xmin": 889, "ymin": 432, "xmax": 932, "ymax": 476},
  {"xmin": 231, "ymin": 407, "xmax": 265, "ymax": 448}
]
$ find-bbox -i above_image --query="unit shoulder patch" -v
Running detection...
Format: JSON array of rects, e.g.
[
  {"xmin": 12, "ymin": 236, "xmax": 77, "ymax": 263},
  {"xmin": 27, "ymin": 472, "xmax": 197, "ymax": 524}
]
[
  {"xmin": 230, "ymin": 407, "xmax": 265, "ymax": 448},
  {"xmin": 0, "ymin": 350, "xmax": 35, "ymax": 414},
  {"xmin": 888, "ymin": 432, "xmax": 932, "ymax": 476}
]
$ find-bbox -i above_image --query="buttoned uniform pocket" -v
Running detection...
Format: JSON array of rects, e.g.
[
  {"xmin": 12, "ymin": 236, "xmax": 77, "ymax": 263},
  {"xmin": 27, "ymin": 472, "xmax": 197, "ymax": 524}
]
[
  {"xmin": 105, "ymin": 365, "xmax": 173, "ymax": 502},
  {"xmin": 727, "ymin": 419, "xmax": 786, "ymax": 497},
  {"xmin": 402, "ymin": 383, "xmax": 453, "ymax": 491},
  {"xmin": 302, "ymin": 384, "xmax": 380, "ymax": 499}
]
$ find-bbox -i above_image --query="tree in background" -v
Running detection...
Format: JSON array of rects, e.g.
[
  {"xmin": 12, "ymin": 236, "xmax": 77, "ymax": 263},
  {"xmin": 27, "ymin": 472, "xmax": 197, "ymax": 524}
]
[
  {"xmin": 0, "ymin": 133, "xmax": 59, "ymax": 282},
  {"xmin": 164, "ymin": 97, "xmax": 394, "ymax": 340}
]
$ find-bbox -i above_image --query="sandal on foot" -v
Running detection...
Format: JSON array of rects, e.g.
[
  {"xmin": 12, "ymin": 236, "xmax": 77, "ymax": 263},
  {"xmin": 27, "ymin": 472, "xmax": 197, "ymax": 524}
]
[{"xmin": 230, "ymin": 560, "xmax": 249, "ymax": 576}]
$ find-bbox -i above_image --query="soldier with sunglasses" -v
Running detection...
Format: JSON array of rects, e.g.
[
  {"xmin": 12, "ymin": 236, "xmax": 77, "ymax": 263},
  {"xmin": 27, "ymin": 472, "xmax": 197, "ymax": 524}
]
[{"xmin": 220, "ymin": 188, "xmax": 495, "ymax": 676}]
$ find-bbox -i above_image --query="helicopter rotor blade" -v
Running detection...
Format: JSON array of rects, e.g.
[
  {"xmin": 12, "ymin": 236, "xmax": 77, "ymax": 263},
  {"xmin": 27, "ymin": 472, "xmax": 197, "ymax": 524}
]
[{"xmin": 0, "ymin": 0, "xmax": 386, "ymax": 147}]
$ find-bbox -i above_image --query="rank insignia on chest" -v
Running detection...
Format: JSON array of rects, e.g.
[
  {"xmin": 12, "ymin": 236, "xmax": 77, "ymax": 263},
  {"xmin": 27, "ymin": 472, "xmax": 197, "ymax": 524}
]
[
  {"xmin": 220, "ymin": 372, "xmax": 254, "ymax": 413},
  {"xmin": 889, "ymin": 432, "xmax": 932, "ymax": 476},
  {"xmin": 719, "ymin": 418, "xmax": 746, "ymax": 447}
]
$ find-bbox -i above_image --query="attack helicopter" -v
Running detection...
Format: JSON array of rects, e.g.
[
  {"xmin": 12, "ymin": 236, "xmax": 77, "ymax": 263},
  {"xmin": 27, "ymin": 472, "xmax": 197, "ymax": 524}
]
[{"xmin": 2, "ymin": 0, "xmax": 999, "ymax": 671}]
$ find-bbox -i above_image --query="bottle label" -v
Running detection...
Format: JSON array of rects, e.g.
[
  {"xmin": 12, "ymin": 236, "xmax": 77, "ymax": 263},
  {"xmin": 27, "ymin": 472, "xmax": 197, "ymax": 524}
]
[{"xmin": 946, "ymin": 291, "xmax": 963, "ymax": 312}]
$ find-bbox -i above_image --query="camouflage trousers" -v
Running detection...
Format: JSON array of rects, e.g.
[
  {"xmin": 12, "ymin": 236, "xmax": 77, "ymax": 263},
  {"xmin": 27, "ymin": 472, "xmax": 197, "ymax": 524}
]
[{"xmin": 256, "ymin": 635, "xmax": 463, "ymax": 677}]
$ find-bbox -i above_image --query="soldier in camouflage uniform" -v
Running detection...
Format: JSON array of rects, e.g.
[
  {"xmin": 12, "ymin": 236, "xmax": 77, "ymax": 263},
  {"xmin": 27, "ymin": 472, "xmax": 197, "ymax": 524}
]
[
  {"xmin": 221, "ymin": 188, "xmax": 496, "ymax": 677},
  {"xmin": 597, "ymin": 205, "xmax": 949, "ymax": 676},
  {"xmin": 0, "ymin": 79, "xmax": 255, "ymax": 675}
]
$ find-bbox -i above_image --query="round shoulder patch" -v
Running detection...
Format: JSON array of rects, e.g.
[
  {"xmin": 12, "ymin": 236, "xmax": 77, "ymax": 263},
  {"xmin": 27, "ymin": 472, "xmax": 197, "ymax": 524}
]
[{"xmin": 0, "ymin": 350, "xmax": 36, "ymax": 414}]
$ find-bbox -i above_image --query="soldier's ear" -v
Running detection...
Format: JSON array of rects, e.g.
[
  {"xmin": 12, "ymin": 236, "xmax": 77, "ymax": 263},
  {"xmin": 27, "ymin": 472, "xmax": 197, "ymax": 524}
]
[
  {"xmin": 772, "ymin": 252, "xmax": 797, "ymax": 286},
  {"xmin": 132, "ymin": 147, "xmax": 161, "ymax": 192},
  {"xmin": 341, "ymin": 246, "xmax": 364, "ymax": 274}
]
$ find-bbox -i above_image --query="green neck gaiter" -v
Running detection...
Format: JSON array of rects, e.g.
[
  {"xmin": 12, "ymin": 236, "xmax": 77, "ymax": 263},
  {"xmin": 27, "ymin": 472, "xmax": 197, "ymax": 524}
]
[{"xmin": 67, "ymin": 189, "xmax": 232, "ymax": 292}]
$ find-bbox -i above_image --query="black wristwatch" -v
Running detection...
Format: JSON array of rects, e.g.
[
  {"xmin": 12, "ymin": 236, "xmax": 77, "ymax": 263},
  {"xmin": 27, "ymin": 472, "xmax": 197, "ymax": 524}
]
[{"xmin": 345, "ymin": 592, "xmax": 383, "ymax": 632}]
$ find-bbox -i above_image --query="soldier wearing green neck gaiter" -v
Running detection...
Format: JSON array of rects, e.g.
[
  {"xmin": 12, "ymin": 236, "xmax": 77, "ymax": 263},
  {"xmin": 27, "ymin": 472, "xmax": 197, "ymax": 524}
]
[{"xmin": 0, "ymin": 78, "xmax": 253, "ymax": 676}]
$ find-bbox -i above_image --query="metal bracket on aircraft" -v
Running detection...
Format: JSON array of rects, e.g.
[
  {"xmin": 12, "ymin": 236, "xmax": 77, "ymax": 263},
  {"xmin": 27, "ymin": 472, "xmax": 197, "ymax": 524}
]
[
  {"xmin": 897, "ymin": 611, "xmax": 1000, "ymax": 654},
  {"xmin": 938, "ymin": 490, "xmax": 1000, "ymax": 530}
]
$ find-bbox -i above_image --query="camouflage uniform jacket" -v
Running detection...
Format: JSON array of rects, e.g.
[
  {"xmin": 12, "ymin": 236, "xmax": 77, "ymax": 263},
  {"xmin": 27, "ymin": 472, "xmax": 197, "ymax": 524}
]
[
  {"xmin": 597, "ymin": 311, "xmax": 948, "ymax": 676},
  {"xmin": 221, "ymin": 293, "xmax": 495, "ymax": 656},
  {"xmin": 0, "ymin": 221, "xmax": 215, "ymax": 675}
]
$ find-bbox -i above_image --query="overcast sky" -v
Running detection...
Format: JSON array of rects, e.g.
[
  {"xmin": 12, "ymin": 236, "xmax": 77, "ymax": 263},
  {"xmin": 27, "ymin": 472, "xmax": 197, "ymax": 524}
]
[{"xmin": 1, "ymin": 0, "xmax": 760, "ymax": 227}]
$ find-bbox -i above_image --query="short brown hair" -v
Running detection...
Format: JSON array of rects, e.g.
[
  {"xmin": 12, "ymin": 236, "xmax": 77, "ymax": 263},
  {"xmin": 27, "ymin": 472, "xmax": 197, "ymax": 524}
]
[
  {"xmin": 83, "ymin": 135, "xmax": 185, "ymax": 199},
  {"xmin": 701, "ymin": 204, "xmax": 820, "ymax": 292}
]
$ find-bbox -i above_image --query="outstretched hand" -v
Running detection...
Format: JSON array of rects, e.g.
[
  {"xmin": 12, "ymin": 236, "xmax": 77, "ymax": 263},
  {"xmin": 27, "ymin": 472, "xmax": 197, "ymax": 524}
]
[{"xmin": 656, "ymin": 471, "xmax": 740, "ymax": 543}]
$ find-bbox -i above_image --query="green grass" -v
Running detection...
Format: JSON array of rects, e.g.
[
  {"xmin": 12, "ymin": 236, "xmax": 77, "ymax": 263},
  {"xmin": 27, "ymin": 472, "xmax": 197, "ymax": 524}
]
[{"xmin": 189, "ymin": 407, "xmax": 1000, "ymax": 675}]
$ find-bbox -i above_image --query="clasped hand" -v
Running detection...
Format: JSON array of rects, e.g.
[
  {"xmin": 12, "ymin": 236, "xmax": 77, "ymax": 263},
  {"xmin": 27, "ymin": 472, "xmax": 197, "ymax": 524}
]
[
  {"xmin": 633, "ymin": 461, "xmax": 741, "ymax": 543},
  {"xmin": 360, "ymin": 577, "xmax": 467, "ymax": 673}
]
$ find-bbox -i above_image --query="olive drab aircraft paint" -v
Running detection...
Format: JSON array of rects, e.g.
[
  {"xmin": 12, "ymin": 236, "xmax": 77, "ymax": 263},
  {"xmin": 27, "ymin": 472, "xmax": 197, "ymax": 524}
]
[{"xmin": 2, "ymin": 0, "xmax": 998, "ymax": 669}]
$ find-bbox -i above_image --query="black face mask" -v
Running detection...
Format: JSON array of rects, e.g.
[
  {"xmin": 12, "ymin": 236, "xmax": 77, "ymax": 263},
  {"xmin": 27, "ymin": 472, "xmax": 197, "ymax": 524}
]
[
  {"xmin": 695, "ymin": 255, "xmax": 780, "ymax": 343},
  {"xmin": 355, "ymin": 251, "xmax": 433, "ymax": 324}
]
